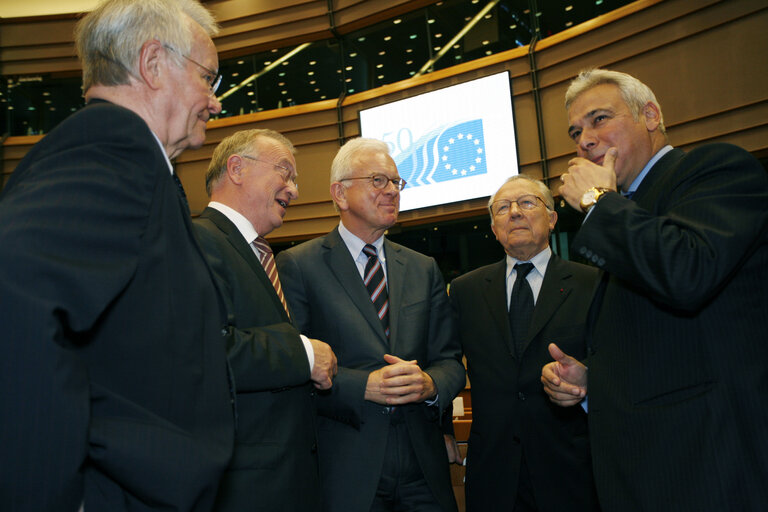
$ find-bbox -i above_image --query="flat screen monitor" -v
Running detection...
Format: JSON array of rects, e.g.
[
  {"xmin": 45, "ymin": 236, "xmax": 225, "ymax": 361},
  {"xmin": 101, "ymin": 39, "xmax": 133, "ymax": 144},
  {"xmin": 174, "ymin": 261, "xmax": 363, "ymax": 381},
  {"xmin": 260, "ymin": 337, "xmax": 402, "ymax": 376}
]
[{"xmin": 358, "ymin": 71, "xmax": 518, "ymax": 212}]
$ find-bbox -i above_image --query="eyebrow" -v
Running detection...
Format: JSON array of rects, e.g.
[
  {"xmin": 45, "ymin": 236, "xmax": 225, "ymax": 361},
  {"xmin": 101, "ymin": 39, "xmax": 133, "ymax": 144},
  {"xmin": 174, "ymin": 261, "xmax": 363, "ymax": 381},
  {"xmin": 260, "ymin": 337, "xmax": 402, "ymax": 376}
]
[{"xmin": 568, "ymin": 108, "xmax": 612, "ymax": 135}]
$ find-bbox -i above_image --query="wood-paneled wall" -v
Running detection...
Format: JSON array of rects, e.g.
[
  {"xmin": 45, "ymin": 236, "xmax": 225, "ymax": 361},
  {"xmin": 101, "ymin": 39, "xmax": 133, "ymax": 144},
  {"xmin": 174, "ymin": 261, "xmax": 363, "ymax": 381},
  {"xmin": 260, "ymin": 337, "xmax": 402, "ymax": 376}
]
[{"xmin": 3, "ymin": 0, "xmax": 767, "ymax": 243}]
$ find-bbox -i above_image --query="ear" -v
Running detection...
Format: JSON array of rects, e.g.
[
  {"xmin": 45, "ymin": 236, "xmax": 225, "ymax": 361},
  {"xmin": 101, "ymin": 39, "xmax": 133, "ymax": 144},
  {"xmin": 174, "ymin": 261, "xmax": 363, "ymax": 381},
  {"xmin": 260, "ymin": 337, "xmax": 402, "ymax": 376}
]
[
  {"xmin": 137, "ymin": 39, "xmax": 165, "ymax": 90},
  {"xmin": 548, "ymin": 209, "xmax": 558, "ymax": 231},
  {"xmin": 643, "ymin": 101, "xmax": 661, "ymax": 133},
  {"xmin": 226, "ymin": 154, "xmax": 245, "ymax": 185},
  {"xmin": 330, "ymin": 182, "xmax": 348, "ymax": 211}
]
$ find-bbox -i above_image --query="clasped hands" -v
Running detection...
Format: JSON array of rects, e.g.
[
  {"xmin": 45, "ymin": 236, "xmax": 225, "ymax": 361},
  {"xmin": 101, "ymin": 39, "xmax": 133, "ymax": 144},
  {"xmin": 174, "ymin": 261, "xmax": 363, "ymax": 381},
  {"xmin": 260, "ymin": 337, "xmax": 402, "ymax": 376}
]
[
  {"xmin": 541, "ymin": 343, "xmax": 588, "ymax": 407},
  {"xmin": 309, "ymin": 338, "xmax": 338, "ymax": 390},
  {"xmin": 365, "ymin": 354, "xmax": 436, "ymax": 405},
  {"xmin": 559, "ymin": 147, "xmax": 618, "ymax": 211}
]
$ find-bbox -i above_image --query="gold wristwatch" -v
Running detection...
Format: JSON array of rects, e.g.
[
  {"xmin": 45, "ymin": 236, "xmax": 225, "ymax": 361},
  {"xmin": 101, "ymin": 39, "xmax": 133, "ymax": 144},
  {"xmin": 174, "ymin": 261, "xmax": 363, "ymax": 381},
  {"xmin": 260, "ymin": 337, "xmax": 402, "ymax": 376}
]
[{"xmin": 580, "ymin": 187, "xmax": 610, "ymax": 213}]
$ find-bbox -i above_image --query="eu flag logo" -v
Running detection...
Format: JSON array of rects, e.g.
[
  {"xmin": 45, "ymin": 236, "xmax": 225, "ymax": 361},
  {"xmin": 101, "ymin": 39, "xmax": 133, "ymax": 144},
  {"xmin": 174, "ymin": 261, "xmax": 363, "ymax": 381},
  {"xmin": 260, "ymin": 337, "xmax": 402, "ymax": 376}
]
[{"xmin": 395, "ymin": 119, "xmax": 487, "ymax": 188}]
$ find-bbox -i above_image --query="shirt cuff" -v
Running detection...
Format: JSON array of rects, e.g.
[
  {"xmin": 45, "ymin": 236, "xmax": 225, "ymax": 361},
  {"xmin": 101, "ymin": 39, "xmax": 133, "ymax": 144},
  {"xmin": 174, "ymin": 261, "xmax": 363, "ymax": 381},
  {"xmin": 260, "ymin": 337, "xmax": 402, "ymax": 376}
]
[{"xmin": 300, "ymin": 334, "xmax": 314, "ymax": 371}]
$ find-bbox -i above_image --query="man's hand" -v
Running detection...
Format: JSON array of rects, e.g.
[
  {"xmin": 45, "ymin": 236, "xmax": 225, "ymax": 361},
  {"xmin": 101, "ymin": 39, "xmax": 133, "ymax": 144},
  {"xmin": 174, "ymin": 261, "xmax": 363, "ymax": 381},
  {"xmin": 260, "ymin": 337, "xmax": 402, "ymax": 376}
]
[
  {"xmin": 308, "ymin": 338, "xmax": 337, "ymax": 390},
  {"xmin": 444, "ymin": 434, "xmax": 462, "ymax": 465},
  {"xmin": 365, "ymin": 354, "xmax": 436, "ymax": 405},
  {"xmin": 541, "ymin": 343, "xmax": 588, "ymax": 407},
  {"xmin": 559, "ymin": 147, "xmax": 618, "ymax": 211}
]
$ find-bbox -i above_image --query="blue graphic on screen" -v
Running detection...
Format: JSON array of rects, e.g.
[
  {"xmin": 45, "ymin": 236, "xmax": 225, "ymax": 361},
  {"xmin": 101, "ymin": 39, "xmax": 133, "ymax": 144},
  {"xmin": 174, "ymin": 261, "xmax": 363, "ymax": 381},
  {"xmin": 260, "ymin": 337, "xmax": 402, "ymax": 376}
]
[{"xmin": 395, "ymin": 119, "xmax": 487, "ymax": 188}]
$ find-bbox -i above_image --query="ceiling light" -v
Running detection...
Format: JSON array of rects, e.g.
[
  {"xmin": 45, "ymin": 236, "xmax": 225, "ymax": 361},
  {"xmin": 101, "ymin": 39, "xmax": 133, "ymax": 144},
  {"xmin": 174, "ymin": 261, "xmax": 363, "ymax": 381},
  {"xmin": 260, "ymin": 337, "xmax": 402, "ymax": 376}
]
[
  {"xmin": 393, "ymin": 19, "xmax": 402, "ymax": 24},
  {"xmin": 237, "ymin": 60, "xmax": 244, "ymax": 65},
  {"xmin": 309, "ymin": 60, "xmax": 316, "ymax": 65},
  {"xmin": 384, "ymin": 36, "xmax": 392, "ymax": 41},
  {"xmin": 565, "ymin": 5, "xmax": 573, "ymax": 10},
  {"xmin": 349, "ymin": 52, "xmax": 357, "ymax": 58},
  {"xmin": 376, "ymin": 64, "xmax": 383, "ymax": 68}
]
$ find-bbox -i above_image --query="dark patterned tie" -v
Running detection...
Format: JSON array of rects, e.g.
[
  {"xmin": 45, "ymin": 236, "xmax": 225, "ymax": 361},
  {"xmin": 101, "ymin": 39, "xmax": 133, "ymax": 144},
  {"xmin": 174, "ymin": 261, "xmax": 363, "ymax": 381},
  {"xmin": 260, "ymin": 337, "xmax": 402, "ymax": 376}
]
[
  {"xmin": 509, "ymin": 262, "xmax": 534, "ymax": 357},
  {"xmin": 362, "ymin": 244, "xmax": 390, "ymax": 338},
  {"xmin": 252, "ymin": 236, "xmax": 290, "ymax": 318}
]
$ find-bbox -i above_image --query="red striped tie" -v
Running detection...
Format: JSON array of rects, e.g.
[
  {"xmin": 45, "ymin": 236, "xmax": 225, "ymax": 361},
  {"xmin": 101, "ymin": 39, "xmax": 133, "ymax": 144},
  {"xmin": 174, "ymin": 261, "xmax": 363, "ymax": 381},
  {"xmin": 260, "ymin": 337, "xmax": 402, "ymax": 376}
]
[
  {"xmin": 362, "ymin": 244, "xmax": 389, "ymax": 338},
  {"xmin": 253, "ymin": 236, "xmax": 290, "ymax": 318}
]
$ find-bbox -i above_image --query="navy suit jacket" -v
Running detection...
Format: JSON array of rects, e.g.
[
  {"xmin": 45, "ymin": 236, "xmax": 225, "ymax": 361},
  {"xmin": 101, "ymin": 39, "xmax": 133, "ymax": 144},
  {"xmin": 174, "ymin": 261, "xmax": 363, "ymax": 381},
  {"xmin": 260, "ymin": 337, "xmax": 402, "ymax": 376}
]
[
  {"xmin": 193, "ymin": 207, "xmax": 320, "ymax": 512},
  {"xmin": 0, "ymin": 101, "xmax": 234, "ymax": 511},
  {"xmin": 276, "ymin": 227, "xmax": 465, "ymax": 512},
  {"xmin": 450, "ymin": 253, "xmax": 600, "ymax": 511},
  {"xmin": 575, "ymin": 143, "xmax": 768, "ymax": 511}
]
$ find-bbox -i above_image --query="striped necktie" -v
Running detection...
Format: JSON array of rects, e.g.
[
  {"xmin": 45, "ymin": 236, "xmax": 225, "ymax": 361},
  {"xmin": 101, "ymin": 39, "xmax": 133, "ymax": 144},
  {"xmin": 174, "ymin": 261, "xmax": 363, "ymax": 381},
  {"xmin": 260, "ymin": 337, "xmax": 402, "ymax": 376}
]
[
  {"xmin": 362, "ymin": 244, "xmax": 390, "ymax": 338},
  {"xmin": 252, "ymin": 236, "xmax": 290, "ymax": 318}
]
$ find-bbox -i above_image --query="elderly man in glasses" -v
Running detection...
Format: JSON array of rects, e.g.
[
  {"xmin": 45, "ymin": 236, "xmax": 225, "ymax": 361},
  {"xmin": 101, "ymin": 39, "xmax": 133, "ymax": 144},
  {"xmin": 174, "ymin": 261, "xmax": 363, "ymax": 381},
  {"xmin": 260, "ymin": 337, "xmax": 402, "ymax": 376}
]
[
  {"xmin": 449, "ymin": 175, "xmax": 600, "ymax": 512},
  {"xmin": 0, "ymin": 0, "xmax": 233, "ymax": 510},
  {"xmin": 192, "ymin": 129, "xmax": 338, "ymax": 512},
  {"xmin": 276, "ymin": 138, "xmax": 465, "ymax": 512}
]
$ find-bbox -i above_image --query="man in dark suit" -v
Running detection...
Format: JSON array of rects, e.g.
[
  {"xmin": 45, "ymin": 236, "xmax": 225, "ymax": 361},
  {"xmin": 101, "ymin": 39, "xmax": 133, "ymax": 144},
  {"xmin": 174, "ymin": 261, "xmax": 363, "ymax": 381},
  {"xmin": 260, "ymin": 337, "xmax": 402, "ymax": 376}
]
[
  {"xmin": 192, "ymin": 129, "xmax": 337, "ymax": 511},
  {"xmin": 450, "ymin": 175, "xmax": 600, "ymax": 512},
  {"xmin": 0, "ymin": 1, "xmax": 235, "ymax": 510},
  {"xmin": 543, "ymin": 68, "xmax": 768, "ymax": 511},
  {"xmin": 276, "ymin": 138, "xmax": 466, "ymax": 512}
]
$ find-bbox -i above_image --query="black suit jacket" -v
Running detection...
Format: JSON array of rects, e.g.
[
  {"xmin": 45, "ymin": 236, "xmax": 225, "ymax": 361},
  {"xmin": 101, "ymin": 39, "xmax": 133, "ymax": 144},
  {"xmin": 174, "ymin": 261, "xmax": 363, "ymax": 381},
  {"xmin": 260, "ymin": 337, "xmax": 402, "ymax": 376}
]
[
  {"xmin": 574, "ymin": 143, "xmax": 768, "ymax": 511},
  {"xmin": 0, "ymin": 101, "xmax": 234, "ymax": 511},
  {"xmin": 450, "ymin": 253, "xmax": 600, "ymax": 511},
  {"xmin": 193, "ymin": 207, "xmax": 321, "ymax": 512},
  {"xmin": 276, "ymin": 228, "xmax": 465, "ymax": 512}
]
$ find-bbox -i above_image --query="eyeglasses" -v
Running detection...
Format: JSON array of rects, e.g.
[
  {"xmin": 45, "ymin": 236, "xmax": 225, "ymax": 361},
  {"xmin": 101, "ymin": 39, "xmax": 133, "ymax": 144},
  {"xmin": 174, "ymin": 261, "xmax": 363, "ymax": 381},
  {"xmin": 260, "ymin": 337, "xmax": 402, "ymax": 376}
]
[
  {"xmin": 163, "ymin": 44, "xmax": 222, "ymax": 95},
  {"xmin": 340, "ymin": 174, "xmax": 407, "ymax": 191},
  {"xmin": 240, "ymin": 155, "xmax": 298, "ymax": 188},
  {"xmin": 490, "ymin": 195, "xmax": 547, "ymax": 216}
]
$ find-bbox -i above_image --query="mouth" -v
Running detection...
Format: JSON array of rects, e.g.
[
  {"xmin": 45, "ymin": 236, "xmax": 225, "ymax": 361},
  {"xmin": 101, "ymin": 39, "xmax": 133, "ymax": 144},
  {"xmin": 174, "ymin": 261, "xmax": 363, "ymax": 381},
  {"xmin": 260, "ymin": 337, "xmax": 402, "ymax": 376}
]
[{"xmin": 590, "ymin": 154, "xmax": 604, "ymax": 165}]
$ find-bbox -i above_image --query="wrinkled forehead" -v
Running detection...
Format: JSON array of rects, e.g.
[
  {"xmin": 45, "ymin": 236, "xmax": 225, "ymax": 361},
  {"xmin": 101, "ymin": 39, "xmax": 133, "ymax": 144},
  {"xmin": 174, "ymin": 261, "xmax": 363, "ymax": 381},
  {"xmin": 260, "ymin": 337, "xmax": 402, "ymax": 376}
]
[{"xmin": 352, "ymin": 150, "xmax": 398, "ymax": 176}]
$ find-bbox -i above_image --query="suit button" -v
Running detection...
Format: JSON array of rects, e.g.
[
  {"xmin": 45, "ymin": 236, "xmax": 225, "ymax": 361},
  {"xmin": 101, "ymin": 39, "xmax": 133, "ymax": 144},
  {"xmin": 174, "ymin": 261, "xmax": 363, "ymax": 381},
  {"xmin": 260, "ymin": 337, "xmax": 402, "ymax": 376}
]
[
  {"xmin": 579, "ymin": 247, "xmax": 587, "ymax": 255},
  {"xmin": 518, "ymin": 392, "xmax": 526, "ymax": 401},
  {"xmin": 591, "ymin": 254, "xmax": 599, "ymax": 263},
  {"xmin": 221, "ymin": 328, "xmax": 228, "ymax": 336},
  {"xmin": 597, "ymin": 258, "xmax": 605, "ymax": 267}
]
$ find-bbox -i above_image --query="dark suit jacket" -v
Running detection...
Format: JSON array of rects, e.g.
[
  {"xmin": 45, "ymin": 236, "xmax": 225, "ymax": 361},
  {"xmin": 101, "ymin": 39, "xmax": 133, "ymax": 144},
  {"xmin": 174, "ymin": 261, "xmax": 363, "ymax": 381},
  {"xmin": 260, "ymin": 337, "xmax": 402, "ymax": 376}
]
[
  {"xmin": 0, "ymin": 101, "xmax": 234, "ymax": 511},
  {"xmin": 450, "ymin": 253, "xmax": 600, "ymax": 512},
  {"xmin": 574, "ymin": 143, "xmax": 768, "ymax": 511},
  {"xmin": 276, "ymin": 227, "xmax": 465, "ymax": 512},
  {"xmin": 193, "ymin": 207, "xmax": 321, "ymax": 512}
]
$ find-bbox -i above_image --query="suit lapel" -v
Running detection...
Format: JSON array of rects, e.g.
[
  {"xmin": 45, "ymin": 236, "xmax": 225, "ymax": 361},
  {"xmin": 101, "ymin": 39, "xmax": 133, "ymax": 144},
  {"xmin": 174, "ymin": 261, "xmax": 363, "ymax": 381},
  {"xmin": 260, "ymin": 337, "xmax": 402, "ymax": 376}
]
[
  {"xmin": 200, "ymin": 207, "xmax": 289, "ymax": 321},
  {"xmin": 383, "ymin": 240, "xmax": 404, "ymax": 351},
  {"xmin": 323, "ymin": 229, "xmax": 389, "ymax": 347},
  {"xmin": 482, "ymin": 259, "xmax": 515, "ymax": 355},
  {"xmin": 524, "ymin": 254, "xmax": 571, "ymax": 354}
]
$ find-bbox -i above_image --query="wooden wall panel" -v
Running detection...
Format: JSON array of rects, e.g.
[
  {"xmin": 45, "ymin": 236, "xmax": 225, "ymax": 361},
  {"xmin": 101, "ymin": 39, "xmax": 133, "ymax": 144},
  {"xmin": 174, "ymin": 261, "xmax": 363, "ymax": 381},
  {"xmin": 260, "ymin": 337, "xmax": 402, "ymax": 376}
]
[{"xmin": 3, "ymin": 0, "xmax": 767, "ymax": 243}]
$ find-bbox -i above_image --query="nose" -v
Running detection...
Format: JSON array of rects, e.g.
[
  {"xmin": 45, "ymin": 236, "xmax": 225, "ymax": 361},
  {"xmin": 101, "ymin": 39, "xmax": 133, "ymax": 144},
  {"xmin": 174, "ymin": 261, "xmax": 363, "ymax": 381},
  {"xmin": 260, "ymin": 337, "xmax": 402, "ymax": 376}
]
[
  {"xmin": 287, "ymin": 181, "xmax": 299, "ymax": 200},
  {"xmin": 508, "ymin": 201, "xmax": 524, "ymax": 217},
  {"xmin": 579, "ymin": 128, "xmax": 597, "ymax": 153},
  {"xmin": 208, "ymin": 94, "xmax": 222, "ymax": 115}
]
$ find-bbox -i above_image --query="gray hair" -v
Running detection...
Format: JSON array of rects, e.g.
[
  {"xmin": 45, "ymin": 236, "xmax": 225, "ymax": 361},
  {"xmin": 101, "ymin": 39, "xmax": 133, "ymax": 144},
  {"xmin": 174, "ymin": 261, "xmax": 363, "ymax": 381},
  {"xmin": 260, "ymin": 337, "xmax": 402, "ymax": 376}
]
[
  {"xmin": 205, "ymin": 129, "xmax": 296, "ymax": 196},
  {"xmin": 75, "ymin": 0, "xmax": 219, "ymax": 92},
  {"xmin": 488, "ymin": 174, "xmax": 554, "ymax": 220},
  {"xmin": 565, "ymin": 68, "xmax": 666, "ymax": 135},
  {"xmin": 330, "ymin": 138, "xmax": 391, "ymax": 184}
]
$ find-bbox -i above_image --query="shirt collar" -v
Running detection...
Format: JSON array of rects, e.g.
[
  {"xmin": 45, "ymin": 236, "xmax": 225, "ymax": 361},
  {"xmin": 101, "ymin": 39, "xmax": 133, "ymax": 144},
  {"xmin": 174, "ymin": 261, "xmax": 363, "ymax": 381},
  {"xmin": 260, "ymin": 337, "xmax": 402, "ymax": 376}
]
[
  {"xmin": 208, "ymin": 201, "xmax": 260, "ymax": 244},
  {"xmin": 625, "ymin": 144, "xmax": 673, "ymax": 196},
  {"xmin": 149, "ymin": 130, "xmax": 174, "ymax": 175},
  {"xmin": 338, "ymin": 220, "xmax": 384, "ymax": 259},
  {"xmin": 505, "ymin": 246, "xmax": 551, "ymax": 280}
]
